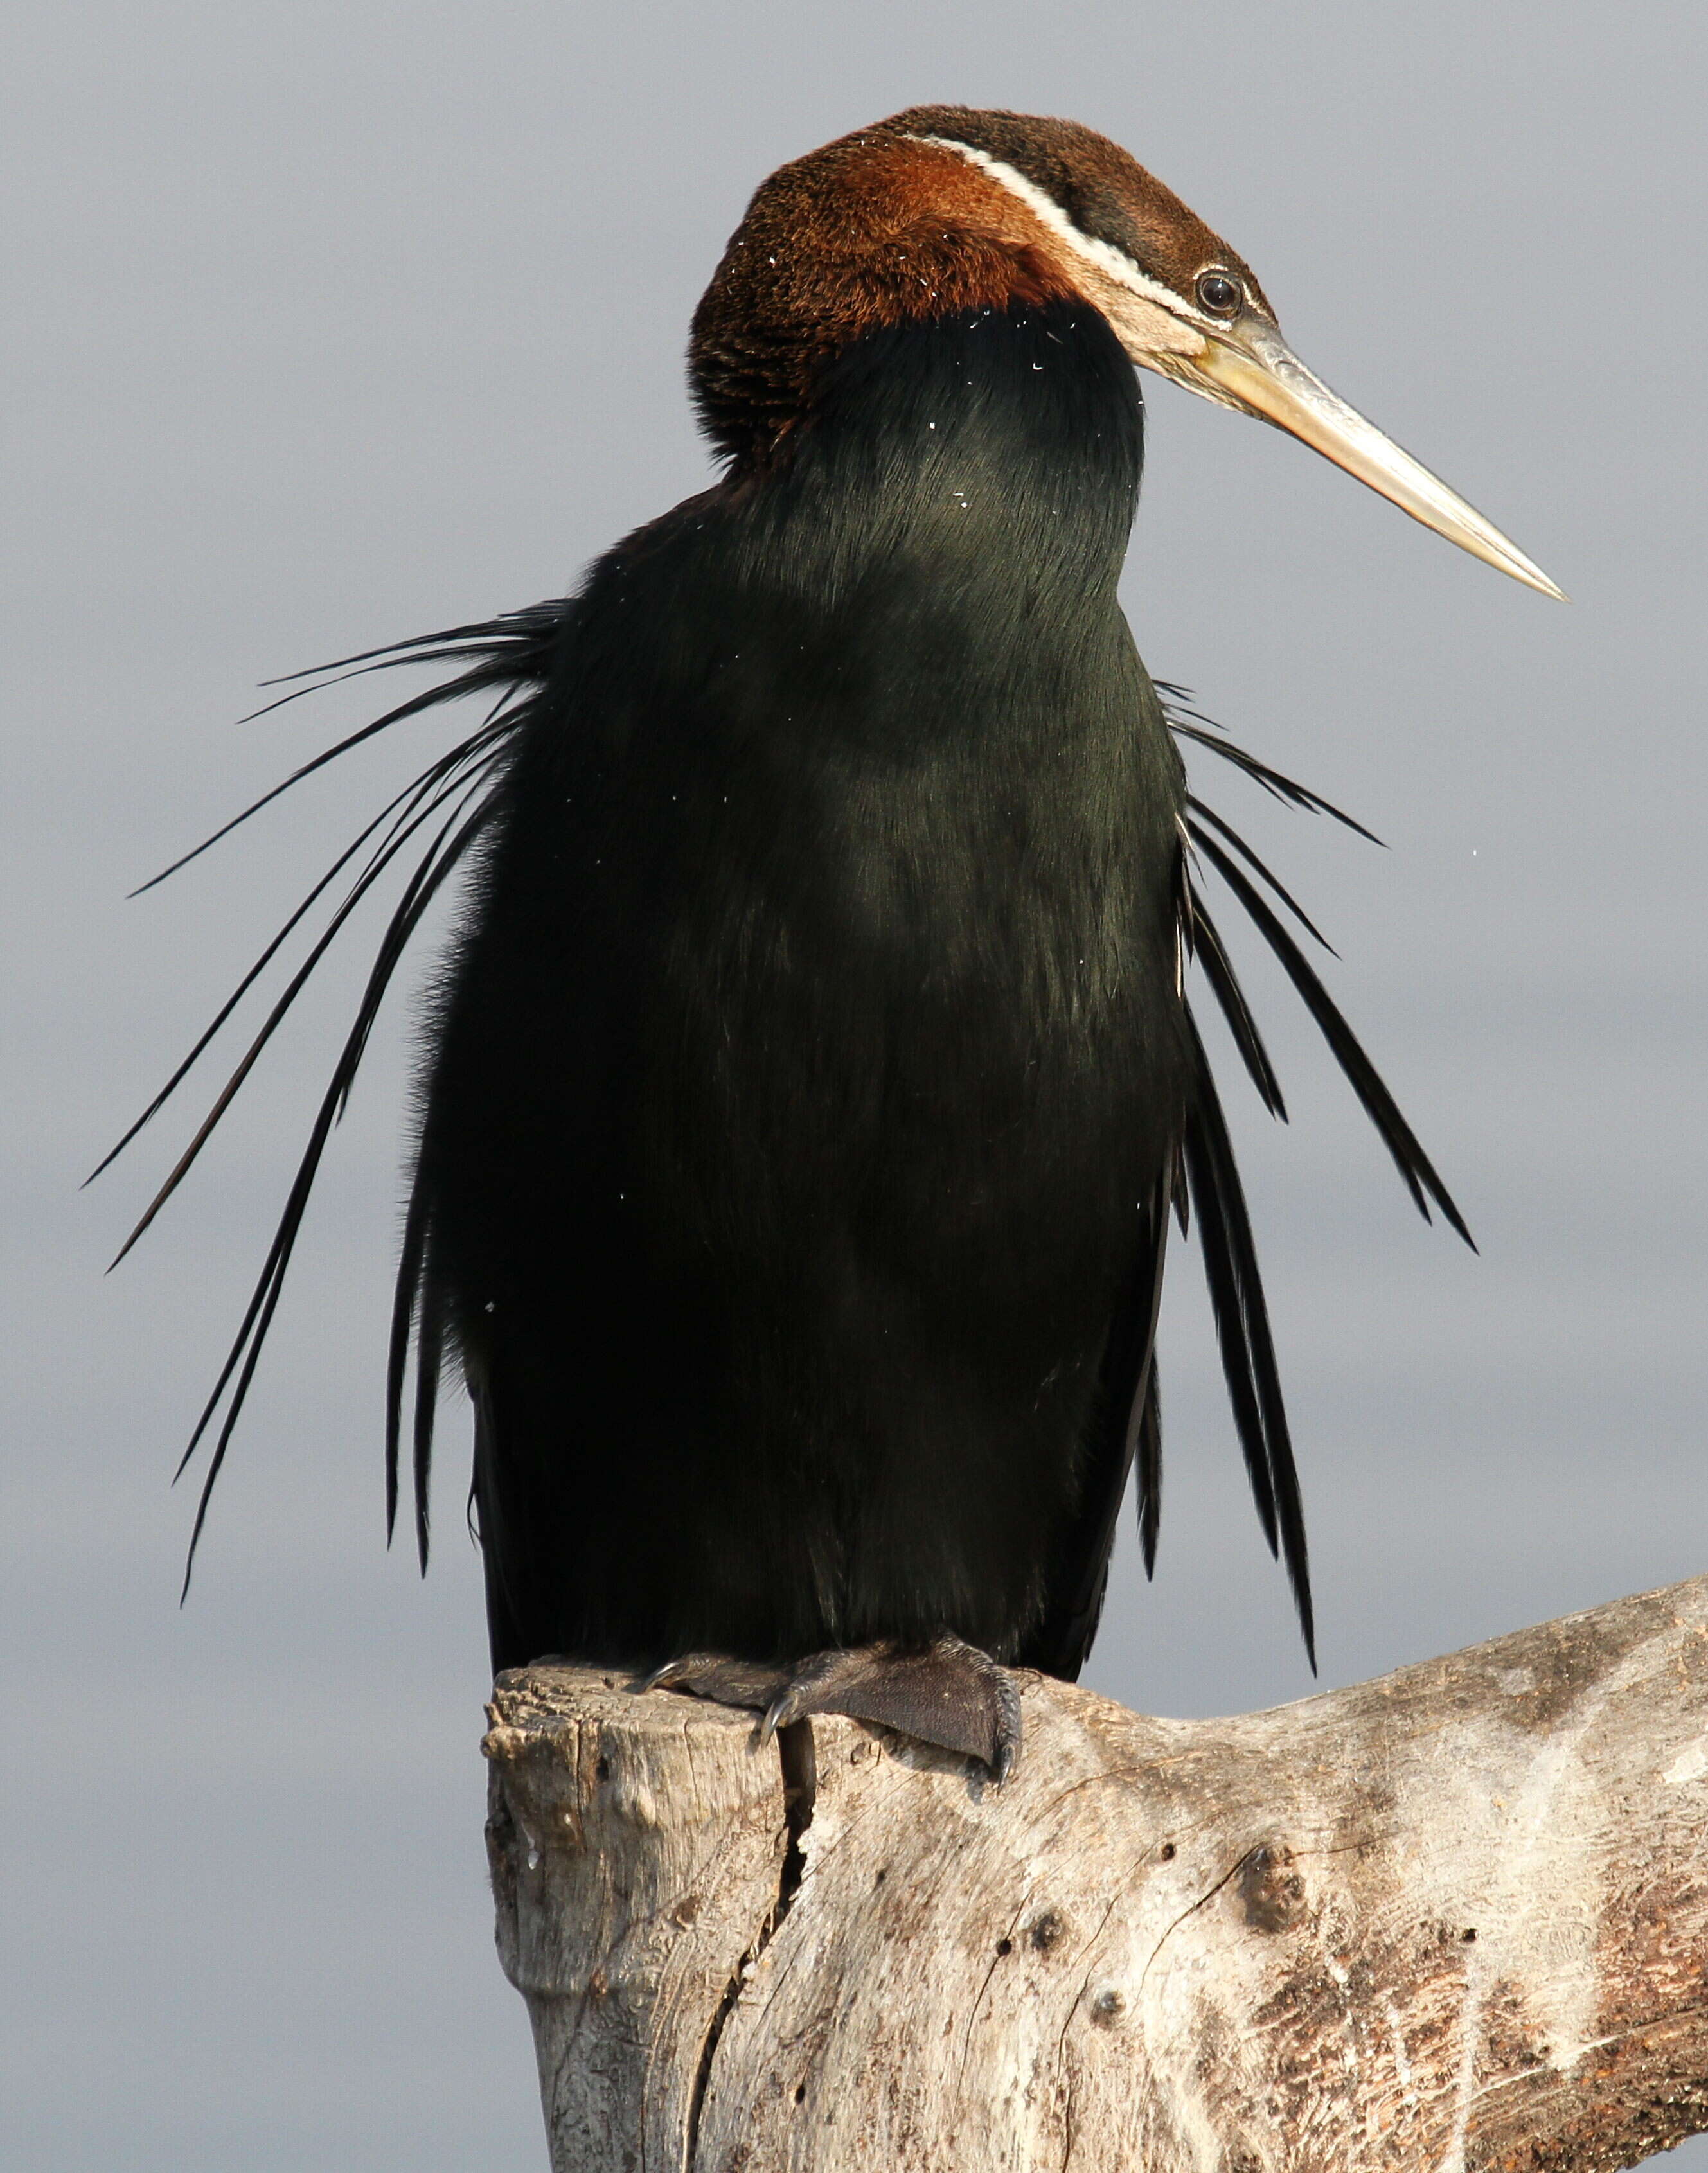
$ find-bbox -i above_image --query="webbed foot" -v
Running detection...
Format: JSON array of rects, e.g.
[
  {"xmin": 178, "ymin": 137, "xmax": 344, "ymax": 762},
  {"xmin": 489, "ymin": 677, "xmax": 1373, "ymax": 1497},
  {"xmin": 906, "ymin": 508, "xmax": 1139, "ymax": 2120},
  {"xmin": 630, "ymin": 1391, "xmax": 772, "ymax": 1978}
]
[{"xmin": 644, "ymin": 1633, "xmax": 1022, "ymax": 1780}]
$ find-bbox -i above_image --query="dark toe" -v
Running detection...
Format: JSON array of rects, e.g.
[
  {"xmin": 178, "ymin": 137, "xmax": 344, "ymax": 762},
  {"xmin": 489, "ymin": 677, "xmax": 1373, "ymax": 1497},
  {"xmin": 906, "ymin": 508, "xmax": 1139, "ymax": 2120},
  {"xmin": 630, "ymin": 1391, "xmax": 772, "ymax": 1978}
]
[{"xmin": 767, "ymin": 1636, "xmax": 1022, "ymax": 1778}]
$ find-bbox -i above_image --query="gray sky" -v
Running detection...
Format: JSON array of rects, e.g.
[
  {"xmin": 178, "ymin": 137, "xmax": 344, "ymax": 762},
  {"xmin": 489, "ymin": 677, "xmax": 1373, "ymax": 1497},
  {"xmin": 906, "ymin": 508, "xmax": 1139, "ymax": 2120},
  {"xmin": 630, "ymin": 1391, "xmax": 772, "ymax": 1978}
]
[{"xmin": 5, "ymin": 1, "xmax": 1705, "ymax": 2165}]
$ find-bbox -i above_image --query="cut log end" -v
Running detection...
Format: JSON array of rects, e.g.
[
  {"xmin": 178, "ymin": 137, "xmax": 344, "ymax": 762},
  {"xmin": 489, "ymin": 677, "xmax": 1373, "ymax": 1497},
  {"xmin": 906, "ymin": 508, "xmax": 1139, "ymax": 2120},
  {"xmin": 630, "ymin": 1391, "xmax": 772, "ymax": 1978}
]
[{"xmin": 485, "ymin": 1581, "xmax": 1708, "ymax": 2171}]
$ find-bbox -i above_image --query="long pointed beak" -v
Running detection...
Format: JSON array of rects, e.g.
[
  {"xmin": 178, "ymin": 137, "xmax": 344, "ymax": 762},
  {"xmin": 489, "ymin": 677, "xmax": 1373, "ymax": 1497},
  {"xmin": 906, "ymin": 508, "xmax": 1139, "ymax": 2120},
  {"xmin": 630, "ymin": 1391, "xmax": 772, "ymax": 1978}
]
[{"xmin": 1192, "ymin": 321, "xmax": 1565, "ymax": 599}]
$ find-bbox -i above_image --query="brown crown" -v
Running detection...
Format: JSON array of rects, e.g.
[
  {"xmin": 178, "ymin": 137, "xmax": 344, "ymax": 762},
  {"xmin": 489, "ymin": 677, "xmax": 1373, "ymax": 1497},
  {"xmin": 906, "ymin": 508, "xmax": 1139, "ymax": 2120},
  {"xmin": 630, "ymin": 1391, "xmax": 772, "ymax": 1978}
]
[{"xmin": 689, "ymin": 106, "xmax": 1258, "ymax": 463}]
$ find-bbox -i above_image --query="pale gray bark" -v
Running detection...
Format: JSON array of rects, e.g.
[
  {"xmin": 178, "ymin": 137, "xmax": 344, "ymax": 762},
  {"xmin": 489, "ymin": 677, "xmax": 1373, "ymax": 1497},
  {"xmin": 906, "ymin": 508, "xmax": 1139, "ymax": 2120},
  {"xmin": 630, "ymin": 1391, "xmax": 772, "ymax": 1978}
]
[{"xmin": 484, "ymin": 1576, "xmax": 1708, "ymax": 2171}]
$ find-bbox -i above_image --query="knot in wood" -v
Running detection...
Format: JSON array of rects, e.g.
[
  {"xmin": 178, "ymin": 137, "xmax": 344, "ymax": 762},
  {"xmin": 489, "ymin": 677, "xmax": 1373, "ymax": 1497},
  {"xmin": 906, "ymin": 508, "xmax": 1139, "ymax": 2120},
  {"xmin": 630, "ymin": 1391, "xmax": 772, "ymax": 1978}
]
[
  {"xmin": 1029, "ymin": 1908, "xmax": 1069, "ymax": 1953},
  {"xmin": 1237, "ymin": 1842, "xmax": 1306, "ymax": 1934}
]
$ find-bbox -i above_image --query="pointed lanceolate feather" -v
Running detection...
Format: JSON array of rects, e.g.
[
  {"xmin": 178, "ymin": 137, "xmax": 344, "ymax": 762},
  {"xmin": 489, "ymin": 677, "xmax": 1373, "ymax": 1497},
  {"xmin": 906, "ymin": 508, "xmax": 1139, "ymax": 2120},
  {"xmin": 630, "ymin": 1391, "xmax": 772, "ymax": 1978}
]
[
  {"xmin": 1185, "ymin": 800, "xmax": 1337, "ymax": 953},
  {"xmin": 91, "ymin": 718, "xmax": 510, "ymax": 1194},
  {"xmin": 1170, "ymin": 1150, "xmax": 1191, "ymax": 1236},
  {"xmin": 253, "ymin": 601, "xmax": 567, "ymax": 694},
  {"xmin": 1173, "ymin": 814, "xmax": 1197, "ymax": 966},
  {"xmin": 411, "ymin": 1273, "xmax": 446, "ymax": 1574},
  {"xmin": 1189, "ymin": 826, "xmax": 1474, "ymax": 1248},
  {"xmin": 1181, "ymin": 1006, "xmax": 1316, "ymax": 1665},
  {"xmin": 1186, "ymin": 1115, "xmax": 1277, "ymax": 1547},
  {"xmin": 1134, "ymin": 1363, "xmax": 1162, "ymax": 1579},
  {"xmin": 386, "ymin": 1182, "xmax": 432, "ymax": 1545},
  {"xmin": 130, "ymin": 606, "xmax": 559, "ymax": 895},
  {"xmin": 1126, "ymin": 1171, "xmax": 1171, "ymax": 1584},
  {"xmin": 104, "ymin": 759, "xmax": 501, "ymax": 1267},
  {"xmin": 1166, "ymin": 714, "xmax": 1383, "ymax": 844},
  {"xmin": 1189, "ymin": 887, "xmax": 1288, "ymax": 1120}
]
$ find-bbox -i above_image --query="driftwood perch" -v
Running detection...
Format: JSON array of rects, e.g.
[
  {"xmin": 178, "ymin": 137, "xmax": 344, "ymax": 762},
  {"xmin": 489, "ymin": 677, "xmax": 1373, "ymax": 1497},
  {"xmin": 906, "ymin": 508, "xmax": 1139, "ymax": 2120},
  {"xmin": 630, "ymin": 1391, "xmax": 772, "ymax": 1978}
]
[{"xmin": 482, "ymin": 1577, "xmax": 1708, "ymax": 2170}]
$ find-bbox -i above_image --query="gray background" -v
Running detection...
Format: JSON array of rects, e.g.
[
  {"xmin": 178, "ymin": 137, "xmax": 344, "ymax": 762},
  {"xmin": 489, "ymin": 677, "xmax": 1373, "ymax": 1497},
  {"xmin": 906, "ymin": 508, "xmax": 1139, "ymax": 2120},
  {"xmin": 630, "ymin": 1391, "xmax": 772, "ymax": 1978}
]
[{"xmin": 5, "ymin": 1, "xmax": 1704, "ymax": 2165}]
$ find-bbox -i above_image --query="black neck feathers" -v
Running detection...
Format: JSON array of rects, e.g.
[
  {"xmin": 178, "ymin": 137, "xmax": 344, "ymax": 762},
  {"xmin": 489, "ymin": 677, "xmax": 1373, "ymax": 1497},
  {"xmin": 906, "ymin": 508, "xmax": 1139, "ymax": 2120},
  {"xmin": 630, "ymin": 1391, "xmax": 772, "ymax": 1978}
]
[{"xmin": 763, "ymin": 297, "xmax": 1143, "ymax": 597}]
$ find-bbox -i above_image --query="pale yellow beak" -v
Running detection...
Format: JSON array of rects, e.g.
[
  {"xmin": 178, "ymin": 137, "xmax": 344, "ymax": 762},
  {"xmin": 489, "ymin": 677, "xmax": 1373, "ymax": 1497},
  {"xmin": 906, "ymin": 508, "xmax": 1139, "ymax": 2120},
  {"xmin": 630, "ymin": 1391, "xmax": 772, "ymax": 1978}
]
[{"xmin": 1189, "ymin": 319, "xmax": 1565, "ymax": 600}]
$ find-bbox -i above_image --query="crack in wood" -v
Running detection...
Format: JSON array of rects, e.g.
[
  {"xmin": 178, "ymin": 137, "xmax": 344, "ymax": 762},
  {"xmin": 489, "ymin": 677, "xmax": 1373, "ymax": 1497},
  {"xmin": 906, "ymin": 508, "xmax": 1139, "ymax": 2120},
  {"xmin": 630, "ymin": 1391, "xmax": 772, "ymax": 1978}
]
[{"xmin": 684, "ymin": 1718, "xmax": 817, "ymax": 2169}]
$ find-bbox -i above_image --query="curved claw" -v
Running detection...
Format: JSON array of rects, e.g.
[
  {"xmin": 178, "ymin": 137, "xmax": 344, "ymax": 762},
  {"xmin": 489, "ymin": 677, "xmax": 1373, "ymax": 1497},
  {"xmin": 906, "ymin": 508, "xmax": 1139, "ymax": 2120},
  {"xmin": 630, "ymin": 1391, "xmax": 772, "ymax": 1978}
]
[{"xmin": 639, "ymin": 1653, "xmax": 794, "ymax": 1706}]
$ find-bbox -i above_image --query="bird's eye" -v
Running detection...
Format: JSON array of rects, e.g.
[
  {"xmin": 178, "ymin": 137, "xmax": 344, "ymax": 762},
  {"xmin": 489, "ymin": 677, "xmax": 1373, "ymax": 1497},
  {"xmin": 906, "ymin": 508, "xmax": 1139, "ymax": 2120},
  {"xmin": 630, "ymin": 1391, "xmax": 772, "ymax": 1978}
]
[{"xmin": 1195, "ymin": 271, "xmax": 1242, "ymax": 316}]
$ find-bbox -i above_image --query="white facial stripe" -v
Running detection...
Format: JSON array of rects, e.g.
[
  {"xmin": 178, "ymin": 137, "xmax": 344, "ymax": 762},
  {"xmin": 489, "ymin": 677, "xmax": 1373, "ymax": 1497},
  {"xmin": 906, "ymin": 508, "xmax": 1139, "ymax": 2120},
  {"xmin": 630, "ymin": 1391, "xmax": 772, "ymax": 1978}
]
[{"xmin": 903, "ymin": 133, "xmax": 1219, "ymax": 335}]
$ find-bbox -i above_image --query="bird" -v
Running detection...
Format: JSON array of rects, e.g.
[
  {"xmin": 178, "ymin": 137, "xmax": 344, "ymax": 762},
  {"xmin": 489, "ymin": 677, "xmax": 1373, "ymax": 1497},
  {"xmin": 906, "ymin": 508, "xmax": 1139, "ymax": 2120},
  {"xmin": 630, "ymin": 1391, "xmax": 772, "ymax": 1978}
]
[{"xmin": 102, "ymin": 106, "xmax": 1560, "ymax": 1778}]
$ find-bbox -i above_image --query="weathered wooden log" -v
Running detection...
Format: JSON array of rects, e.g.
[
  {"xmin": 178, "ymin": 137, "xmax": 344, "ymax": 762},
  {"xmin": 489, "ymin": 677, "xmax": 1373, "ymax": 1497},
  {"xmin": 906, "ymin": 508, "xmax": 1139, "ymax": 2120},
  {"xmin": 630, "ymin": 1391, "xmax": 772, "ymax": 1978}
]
[{"xmin": 483, "ymin": 1576, "xmax": 1708, "ymax": 2170}]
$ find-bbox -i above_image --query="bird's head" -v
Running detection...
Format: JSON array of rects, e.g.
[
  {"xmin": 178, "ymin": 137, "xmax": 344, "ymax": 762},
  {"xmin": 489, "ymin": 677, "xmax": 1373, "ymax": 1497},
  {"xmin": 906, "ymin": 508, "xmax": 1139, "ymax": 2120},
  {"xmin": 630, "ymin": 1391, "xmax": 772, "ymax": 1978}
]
[{"xmin": 690, "ymin": 105, "xmax": 1560, "ymax": 598}]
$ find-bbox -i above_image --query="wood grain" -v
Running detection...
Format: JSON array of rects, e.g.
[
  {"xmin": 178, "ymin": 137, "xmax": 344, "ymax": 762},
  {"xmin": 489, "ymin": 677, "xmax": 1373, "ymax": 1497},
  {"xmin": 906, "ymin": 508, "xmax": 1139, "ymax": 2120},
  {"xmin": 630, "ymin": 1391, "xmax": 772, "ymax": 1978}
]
[{"xmin": 485, "ymin": 1578, "xmax": 1708, "ymax": 2170}]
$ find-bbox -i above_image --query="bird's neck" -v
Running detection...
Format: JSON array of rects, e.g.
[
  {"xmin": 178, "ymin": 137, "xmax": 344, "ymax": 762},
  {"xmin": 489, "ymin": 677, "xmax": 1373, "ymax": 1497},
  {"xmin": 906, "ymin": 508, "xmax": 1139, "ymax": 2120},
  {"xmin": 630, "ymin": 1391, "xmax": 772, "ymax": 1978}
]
[{"xmin": 736, "ymin": 297, "xmax": 1144, "ymax": 607}]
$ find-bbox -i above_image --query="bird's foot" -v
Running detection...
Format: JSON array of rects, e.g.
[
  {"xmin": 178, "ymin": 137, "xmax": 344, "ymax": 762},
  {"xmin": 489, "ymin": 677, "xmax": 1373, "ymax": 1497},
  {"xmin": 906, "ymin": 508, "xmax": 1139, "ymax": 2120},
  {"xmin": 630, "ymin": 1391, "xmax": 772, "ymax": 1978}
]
[{"xmin": 644, "ymin": 1634, "xmax": 1022, "ymax": 1780}]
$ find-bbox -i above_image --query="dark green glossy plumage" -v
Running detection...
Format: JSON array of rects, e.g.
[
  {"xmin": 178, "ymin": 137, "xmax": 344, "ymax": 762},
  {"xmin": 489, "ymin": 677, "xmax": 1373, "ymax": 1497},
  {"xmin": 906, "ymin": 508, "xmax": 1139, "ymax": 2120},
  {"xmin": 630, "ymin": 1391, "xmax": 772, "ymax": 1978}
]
[{"xmin": 109, "ymin": 252, "xmax": 1468, "ymax": 1692}]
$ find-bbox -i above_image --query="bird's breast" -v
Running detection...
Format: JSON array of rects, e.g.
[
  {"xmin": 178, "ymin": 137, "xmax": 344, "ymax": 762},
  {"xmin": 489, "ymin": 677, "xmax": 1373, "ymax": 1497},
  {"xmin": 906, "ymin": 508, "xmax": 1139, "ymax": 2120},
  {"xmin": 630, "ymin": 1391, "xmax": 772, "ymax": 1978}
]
[{"xmin": 573, "ymin": 608, "xmax": 1188, "ymax": 1299}]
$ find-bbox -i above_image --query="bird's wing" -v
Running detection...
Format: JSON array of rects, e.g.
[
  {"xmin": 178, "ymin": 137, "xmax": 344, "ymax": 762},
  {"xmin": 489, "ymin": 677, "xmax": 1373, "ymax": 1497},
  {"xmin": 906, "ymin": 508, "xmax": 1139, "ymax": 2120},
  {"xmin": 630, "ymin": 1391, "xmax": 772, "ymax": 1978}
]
[{"xmin": 1020, "ymin": 1165, "xmax": 1171, "ymax": 1681}]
